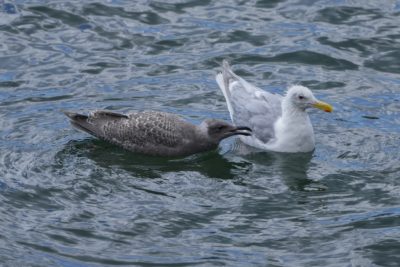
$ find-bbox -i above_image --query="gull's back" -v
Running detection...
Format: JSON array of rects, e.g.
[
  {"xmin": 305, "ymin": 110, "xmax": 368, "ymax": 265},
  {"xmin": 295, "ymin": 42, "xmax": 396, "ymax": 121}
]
[
  {"xmin": 216, "ymin": 61, "xmax": 282, "ymax": 144},
  {"xmin": 65, "ymin": 110, "xmax": 198, "ymax": 157}
]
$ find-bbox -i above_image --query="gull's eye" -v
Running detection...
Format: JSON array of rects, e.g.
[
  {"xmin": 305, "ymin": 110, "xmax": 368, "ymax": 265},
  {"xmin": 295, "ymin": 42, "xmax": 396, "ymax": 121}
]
[{"xmin": 298, "ymin": 95, "xmax": 305, "ymax": 100}]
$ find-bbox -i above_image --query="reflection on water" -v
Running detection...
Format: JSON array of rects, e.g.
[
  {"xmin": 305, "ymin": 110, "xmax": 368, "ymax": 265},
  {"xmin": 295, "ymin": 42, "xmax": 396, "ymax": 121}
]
[
  {"xmin": 233, "ymin": 140, "xmax": 324, "ymax": 191},
  {"xmin": 58, "ymin": 139, "xmax": 249, "ymax": 179},
  {"xmin": 273, "ymin": 152, "xmax": 319, "ymax": 191}
]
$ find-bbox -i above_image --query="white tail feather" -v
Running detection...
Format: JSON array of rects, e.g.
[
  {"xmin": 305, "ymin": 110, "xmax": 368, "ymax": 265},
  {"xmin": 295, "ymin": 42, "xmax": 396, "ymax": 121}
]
[{"xmin": 216, "ymin": 73, "xmax": 234, "ymax": 121}]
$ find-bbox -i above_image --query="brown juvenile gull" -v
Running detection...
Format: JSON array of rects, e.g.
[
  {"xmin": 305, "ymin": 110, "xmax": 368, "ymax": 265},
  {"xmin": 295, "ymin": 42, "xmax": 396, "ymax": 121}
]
[
  {"xmin": 216, "ymin": 60, "xmax": 333, "ymax": 153},
  {"xmin": 64, "ymin": 110, "xmax": 252, "ymax": 157}
]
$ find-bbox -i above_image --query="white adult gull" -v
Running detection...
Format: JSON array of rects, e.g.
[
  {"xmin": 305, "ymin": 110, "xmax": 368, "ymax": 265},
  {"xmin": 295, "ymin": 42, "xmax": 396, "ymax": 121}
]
[{"xmin": 216, "ymin": 60, "xmax": 333, "ymax": 153}]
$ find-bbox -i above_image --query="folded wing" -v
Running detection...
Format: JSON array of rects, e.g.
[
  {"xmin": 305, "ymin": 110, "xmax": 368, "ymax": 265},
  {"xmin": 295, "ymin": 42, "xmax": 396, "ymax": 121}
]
[
  {"xmin": 216, "ymin": 60, "xmax": 282, "ymax": 143},
  {"xmin": 64, "ymin": 110, "xmax": 188, "ymax": 154}
]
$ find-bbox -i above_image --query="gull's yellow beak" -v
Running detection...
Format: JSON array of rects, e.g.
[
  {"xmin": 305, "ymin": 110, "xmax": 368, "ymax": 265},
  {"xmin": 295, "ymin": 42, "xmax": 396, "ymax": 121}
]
[{"xmin": 313, "ymin": 100, "xmax": 333, "ymax": 112}]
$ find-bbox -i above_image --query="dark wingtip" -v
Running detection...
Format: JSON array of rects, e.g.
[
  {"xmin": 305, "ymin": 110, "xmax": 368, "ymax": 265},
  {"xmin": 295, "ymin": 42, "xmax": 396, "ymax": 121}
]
[
  {"xmin": 62, "ymin": 110, "xmax": 88, "ymax": 121},
  {"xmin": 222, "ymin": 59, "xmax": 231, "ymax": 69},
  {"xmin": 62, "ymin": 110, "xmax": 75, "ymax": 119}
]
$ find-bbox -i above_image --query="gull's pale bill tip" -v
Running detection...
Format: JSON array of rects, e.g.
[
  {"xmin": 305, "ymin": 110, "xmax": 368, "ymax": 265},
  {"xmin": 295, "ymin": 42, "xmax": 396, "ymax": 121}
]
[{"xmin": 313, "ymin": 100, "xmax": 333, "ymax": 113}]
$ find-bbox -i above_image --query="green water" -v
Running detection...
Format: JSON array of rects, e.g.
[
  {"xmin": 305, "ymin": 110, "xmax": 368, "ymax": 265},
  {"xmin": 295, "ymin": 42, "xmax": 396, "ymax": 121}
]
[{"xmin": 0, "ymin": 1, "xmax": 400, "ymax": 266}]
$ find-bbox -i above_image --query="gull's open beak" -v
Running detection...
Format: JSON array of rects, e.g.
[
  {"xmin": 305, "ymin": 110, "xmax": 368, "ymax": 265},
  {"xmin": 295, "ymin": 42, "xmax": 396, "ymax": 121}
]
[
  {"xmin": 230, "ymin": 126, "xmax": 252, "ymax": 136},
  {"xmin": 313, "ymin": 100, "xmax": 333, "ymax": 113}
]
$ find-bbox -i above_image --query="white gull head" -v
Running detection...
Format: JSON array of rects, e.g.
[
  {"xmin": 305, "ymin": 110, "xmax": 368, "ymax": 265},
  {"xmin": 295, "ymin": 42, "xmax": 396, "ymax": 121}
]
[{"xmin": 283, "ymin": 85, "xmax": 333, "ymax": 114}]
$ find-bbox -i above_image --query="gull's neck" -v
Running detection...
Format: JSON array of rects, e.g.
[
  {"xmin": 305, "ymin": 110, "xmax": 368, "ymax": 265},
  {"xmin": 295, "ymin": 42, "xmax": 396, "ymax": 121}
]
[
  {"xmin": 268, "ymin": 95, "xmax": 315, "ymax": 153},
  {"xmin": 281, "ymin": 98, "xmax": 308, "ymax": 121},
  {"xmin": 197, "ymin": 121, "xmax": 210, "ymax": 138},
  {"xmin": 195, "ymin": 122, "xmax": 215, "ymax": 144}
]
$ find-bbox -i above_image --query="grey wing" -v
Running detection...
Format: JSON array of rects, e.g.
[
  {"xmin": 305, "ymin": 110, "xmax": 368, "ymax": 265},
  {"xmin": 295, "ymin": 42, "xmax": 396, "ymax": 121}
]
[
  {"xmin": 99, "ymin": 111, "xmax": 186, "ymax": 150},
  {"xmin": 230, "ymin": 84, "xmax": 282, "ymax": 143},
  {"xmin": 216, "ymin": 60, "xmax": 282, "ymax": 143},
  {"xmin": 64, "ymin": 110, "xmax": 129, "ymax": 138},
  {"xmin": 66, "ymin": 110, "xmax": 186, "ymax": 152}
]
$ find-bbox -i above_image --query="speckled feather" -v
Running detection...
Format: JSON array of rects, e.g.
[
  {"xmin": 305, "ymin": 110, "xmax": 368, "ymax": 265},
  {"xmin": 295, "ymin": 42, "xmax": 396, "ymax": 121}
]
[{"xmin": 65, "ymin": 110, "xmax": 203, "ymax": 157}]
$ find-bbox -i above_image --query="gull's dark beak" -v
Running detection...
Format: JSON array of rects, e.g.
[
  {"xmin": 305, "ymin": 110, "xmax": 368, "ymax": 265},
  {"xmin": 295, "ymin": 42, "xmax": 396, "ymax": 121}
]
[{"xmin": 229, "ymin": 126, "xmax": 252, "ymax": 136}]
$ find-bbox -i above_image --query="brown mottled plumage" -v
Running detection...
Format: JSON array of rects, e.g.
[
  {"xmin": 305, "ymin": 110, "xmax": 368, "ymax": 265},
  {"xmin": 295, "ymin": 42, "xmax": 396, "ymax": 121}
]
[{"xmin": 64, "ymin": 110, "xmax": 251, "ymax": 157}]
